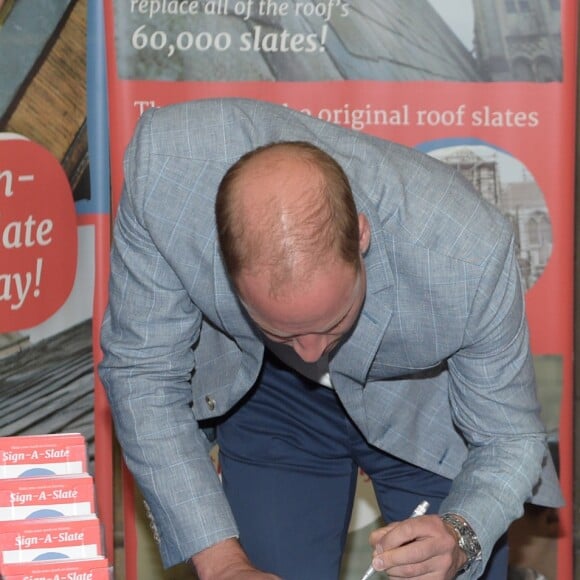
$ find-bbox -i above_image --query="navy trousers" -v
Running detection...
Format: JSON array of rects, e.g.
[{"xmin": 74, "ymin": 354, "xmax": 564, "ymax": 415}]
[{"xmin": 217, "ymin": 355, "xmax": 508, "ymax": 579}]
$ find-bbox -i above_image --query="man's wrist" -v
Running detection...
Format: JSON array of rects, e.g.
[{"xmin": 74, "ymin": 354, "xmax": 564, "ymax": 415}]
[
  {"xmin": 440, "ymin": 513, "xmax": 482, "ymax": 573},
  {"xmin": 190, "ymin": 537, "xmax": 250, "ymax": 579}
]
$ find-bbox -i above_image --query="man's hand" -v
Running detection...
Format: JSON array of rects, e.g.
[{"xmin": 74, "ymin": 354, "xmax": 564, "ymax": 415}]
[
  {"xmin": 191, "ymin": 538, "xmax": 281, "ymax": 579},
  {"xmin": 368, "ymin": 514, "xmax": 467, "ymax": 579}
]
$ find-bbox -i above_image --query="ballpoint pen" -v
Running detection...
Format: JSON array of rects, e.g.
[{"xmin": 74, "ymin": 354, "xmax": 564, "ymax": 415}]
[{"xmin": 359, "ymin": 500, "xmax": 430, "ymax": 580}]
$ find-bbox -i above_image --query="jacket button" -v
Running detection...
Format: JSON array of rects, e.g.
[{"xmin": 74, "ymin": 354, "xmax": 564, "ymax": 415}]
[{"xmin": 205, "ymin": 396, "xmax": 216, "ymax": 411}]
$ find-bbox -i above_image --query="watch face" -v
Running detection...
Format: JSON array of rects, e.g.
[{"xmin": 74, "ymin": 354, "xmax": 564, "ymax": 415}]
[
  {"xmin": 441, "ymin": 514, "xmax": 482, "ymax": 566},
  {"xmin": 459, "ymin": 532, "xmax": 478, "ymax": 559}
]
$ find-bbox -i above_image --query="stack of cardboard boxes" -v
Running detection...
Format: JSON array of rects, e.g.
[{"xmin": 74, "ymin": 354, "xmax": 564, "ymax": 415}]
[{"xmin": 0, "ymin": 434, "xmax": 110, "ymax": 579}]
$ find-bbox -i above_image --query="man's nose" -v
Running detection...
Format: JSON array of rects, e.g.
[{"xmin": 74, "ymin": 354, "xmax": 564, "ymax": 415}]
[{"xmin": 292, "ymin": 335, "xmax": 330, "ymax": 363}]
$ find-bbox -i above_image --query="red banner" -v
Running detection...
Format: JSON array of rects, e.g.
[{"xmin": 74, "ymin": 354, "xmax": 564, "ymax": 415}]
[{"xmin": 98, "ymin": 1, "xmax": 576, "ymax": 577}]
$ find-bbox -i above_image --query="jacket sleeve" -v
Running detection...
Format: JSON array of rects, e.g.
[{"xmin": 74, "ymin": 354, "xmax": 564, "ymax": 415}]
[
  {"xmin": 99, "ymin": 110, "xmax": 238, "ymax": 568},
  {"xmin": 439, "ymin": 224, "xmax": 551, "ymax": 578}
]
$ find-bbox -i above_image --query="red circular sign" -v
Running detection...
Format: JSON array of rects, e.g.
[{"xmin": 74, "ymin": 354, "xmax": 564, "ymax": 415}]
[{"xmin": 0, "ymin": 137, "xmax": 77, "ymax": 331}]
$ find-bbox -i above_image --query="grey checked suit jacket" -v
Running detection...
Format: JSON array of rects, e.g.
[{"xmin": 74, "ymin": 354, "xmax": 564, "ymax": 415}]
[{"xmin": 99, "ymin": 98, "xmax": 562, "ymax": 577}]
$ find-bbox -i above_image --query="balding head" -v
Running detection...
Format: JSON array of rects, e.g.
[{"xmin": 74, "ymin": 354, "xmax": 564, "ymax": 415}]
[{"xmin": 215, "ymin": 141, "xmax": 362, "ymax": 296}]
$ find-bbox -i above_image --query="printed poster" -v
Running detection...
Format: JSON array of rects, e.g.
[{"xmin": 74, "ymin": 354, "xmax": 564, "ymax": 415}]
[
  {"xmin": 0, "ymin": 0, "xmax": 99, "ymax": 502},
  {"xmin": 96, "ymin": 1, "xmax": 576, "ymax": 578}
]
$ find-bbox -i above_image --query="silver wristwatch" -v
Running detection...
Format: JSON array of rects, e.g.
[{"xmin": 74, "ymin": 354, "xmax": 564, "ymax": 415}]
[{"xmin": 440, "ymin": 513, "xmax": 482, "ymax": 573}]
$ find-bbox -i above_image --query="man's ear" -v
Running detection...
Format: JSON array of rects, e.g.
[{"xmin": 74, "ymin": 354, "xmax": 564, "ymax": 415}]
[{"xmin": 358, "ymin": 214, "xmax": 371, "ymax": 254}]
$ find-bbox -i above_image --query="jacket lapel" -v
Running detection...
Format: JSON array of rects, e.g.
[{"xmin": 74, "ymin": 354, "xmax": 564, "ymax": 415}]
[{"xmin": 330, "ymin": 205, "xmax": 395, "ymax": 427}]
